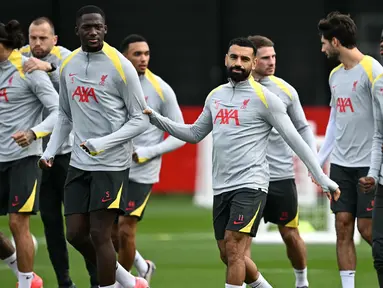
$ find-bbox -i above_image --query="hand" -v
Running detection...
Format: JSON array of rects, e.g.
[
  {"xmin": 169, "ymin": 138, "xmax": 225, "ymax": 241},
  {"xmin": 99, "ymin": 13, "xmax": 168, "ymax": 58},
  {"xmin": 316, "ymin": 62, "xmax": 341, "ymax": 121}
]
[
  {"xmin": 359, "ymin": 176, "xmax": 376, "ymax": 193},
  {"xmin": 38, "ymin": 157, "xmax": 54, "ymax": 169},
  {"xmin": 325, "ymin": 188, "xmax": 341, "ymax": 202},
  {"xmin": 23, "ymin": 57, "xmax": 52, "ymax": 73},
  {"xmin": 132, "ymin": 152, "xmax": 139, "ymax": 163},
  {"xmin": 12, "ymin": 130, "xmax": 36, "ymax": 147},
  {"xmin": 80, "ymin": 141, "xmax": 92, "ymax": 155},
  {"xmin": 143, "ymin": 107, "xmax": 153, "ymax": 115},
  {"xmin": 80, "ymin": 140, "xmax": 102, "ymax": 156},
  {"xmin": 132, "ymin": 147, "xmax": 152, "ymax": 164}
]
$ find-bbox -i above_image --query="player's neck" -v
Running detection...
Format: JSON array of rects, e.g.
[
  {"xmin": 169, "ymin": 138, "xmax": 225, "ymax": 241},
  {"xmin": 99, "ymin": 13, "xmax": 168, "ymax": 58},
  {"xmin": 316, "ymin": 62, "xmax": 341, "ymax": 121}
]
[
  {"xmin": 251, "ymin": 72, "xmax": 266, "ymax": 82},
  {"xmin": 339, "ymin": 47, "xmax": 364, "ymax": 70},
  {"xmin": 0, "ymin": 48, "xmax": 12, "ymax": 63}
]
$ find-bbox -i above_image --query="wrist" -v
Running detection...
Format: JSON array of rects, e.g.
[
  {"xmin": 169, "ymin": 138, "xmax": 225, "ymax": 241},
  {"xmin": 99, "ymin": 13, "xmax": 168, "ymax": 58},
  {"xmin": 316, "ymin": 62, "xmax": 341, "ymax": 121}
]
[{"xmin": 28, "ymin": 129, "xmax": 37, "ymax": 140}]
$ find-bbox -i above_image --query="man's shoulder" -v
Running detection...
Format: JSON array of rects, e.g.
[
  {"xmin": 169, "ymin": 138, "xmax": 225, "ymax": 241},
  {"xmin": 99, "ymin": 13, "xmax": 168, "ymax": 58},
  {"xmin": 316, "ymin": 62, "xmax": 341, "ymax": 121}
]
[
  {"xmin": 266, "ymin": 75, "xmax": 297, "ymax": 100},
  {"xmin": 329, "ymin": 63, "xmax": 344, "ymax": 82},
  {"xmin": 59, "ymin": 48, "xmax": 82, "ymax": 74},
  {"xmin": 19, "ymin": 45, "xmax": 31, "ymax": 56}
]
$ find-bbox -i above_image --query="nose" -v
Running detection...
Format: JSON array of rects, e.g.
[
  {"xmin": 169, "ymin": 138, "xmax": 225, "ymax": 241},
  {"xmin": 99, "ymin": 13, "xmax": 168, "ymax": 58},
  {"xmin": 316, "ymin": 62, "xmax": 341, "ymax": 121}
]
[{"xmin": 89, "ymin": 27, "xmax": 97, "ymax": 36}]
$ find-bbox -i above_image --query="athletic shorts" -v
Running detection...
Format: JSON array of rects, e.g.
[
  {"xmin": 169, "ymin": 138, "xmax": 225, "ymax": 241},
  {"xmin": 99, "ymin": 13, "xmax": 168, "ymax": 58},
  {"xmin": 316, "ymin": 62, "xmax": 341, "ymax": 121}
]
[
  {"xmin": 64, "ymin": 166, "xmax": 129, "ymax": 216},
  {"xmin": 41, "ymin": 153, "xmax": 70, "ymax": 195},
  {"xmin": 0, "ymin": 156, "xmax": 41, "ymax": 215},
  {"xmin": 213, "ymin": 188, "xmax": 266, "ymax": 240},
  {"xmin": 123, "ymin": 180, "xmax": 152, "ymax": 220},
  {"xmin": 263, "ymin": 179, "xmax": 299, "ymax": 228},
  {"xmin": 330, "ymin": 164, "xmax": 374, "ymax": 218}
]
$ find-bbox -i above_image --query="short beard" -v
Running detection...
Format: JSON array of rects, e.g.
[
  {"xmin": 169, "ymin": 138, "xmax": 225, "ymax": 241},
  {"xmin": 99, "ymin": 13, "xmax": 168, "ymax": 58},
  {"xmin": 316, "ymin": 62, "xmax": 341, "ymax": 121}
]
[{"xmin": 227, "ymin": 67, "xmax": 251, "ymax": 83}]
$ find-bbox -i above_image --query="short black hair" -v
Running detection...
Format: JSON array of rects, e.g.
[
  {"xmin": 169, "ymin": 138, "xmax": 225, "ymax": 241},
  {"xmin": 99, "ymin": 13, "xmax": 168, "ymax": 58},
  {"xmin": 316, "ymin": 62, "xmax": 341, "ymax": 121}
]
[
  {"xmin": 120, "ymin": 34, "xmax": 147, "ymax": 53},
  {"xmin": 318, "ymin": 11, "xmax": 357, "ymax": 49},
  {"xmin": 0, "ymin": 20, "xmax": 25, "ymax": 49},
  {"xmin": 228, "ymin": 37, "xmax": 256, "ymax": 55},
  {"xmin": 31, "ymin": 17, "xmax": 55, "ymax": 34},
  {"xmin": 76, "ymin": 5, "xmax": 105, "ymax": 25}
]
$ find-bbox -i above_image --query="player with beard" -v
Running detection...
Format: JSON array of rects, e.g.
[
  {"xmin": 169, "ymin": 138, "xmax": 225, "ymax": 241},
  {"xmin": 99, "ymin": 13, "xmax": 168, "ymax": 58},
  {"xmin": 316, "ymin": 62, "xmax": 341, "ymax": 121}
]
[
  {"xmin": 19, "ymin": 17, "xmax": 98, "ymax": 288},
  {"xmin": 317, "ymin": 11, "xmax": 383, "ymax": 288},
  {"xmin": 39, "ymin": 5, "xmax": 150, "ymax": 288},
  {"xmin": 143, "ymin": 37, "xmax": 340, "ymax": 288},
  {"xmin": 248, "ymin": 35, "xmax": 316, "ymax": 288}
]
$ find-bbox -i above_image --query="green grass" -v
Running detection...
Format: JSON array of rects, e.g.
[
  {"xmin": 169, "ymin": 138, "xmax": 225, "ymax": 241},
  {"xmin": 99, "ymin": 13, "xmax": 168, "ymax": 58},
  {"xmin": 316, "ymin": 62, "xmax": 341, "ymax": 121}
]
[{"xmin": 0, "ymin": 195, "xmax": 378, "ymax": 287}]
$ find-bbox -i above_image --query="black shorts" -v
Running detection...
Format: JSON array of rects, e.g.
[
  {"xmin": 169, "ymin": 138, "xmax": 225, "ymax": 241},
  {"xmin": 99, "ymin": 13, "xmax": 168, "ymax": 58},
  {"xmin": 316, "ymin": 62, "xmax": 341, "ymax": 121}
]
[
  {"xmin": 123, "ymin": 180, "xmax": 152, "ymax": 220},
  {"xmin": 213, "ymin": 188, "xmax": 266, "ymax": 240},
  {"xmin": 41, "ymin": 153, "xmax": 70, "ymax": 196},
  {"xmin": 330, "ymin": 164, "xmax": 374, "ymax": 218},
  {"xmin": 64, "ymin": 166, "xmax": 130, "ymax": 216},
  {"xmin": 0, "ymin": 156, "xmax": 41, "ymax": 215},
  {"xmin": 263, "ymin": 179, "xmax": 299, "ymax": 228}
]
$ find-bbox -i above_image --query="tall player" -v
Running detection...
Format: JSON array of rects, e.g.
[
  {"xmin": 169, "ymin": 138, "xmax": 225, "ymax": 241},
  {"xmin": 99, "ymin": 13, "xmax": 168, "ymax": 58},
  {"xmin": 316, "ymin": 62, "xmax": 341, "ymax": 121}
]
[
  {"xmin": 359, "ymin": 70, "xmax": 383, "ymax": 286},
  {"xmin": 39, "ymin": 5, "xmax": 150, "ymax": 288},
  {"xmin": 248, "ymin": 35, "xmax": 315, "ymax": 288},
  {"xmin": 317, "ymin": 11, "xmax": 383, "ymax": 288},
  {"xmin": 0, "ymin": 19, "xmax": 59, "ymax": 288},
  {"xmin": 112, "ymin": 34, "xmax": 185, "ymax": 284},
  {"xmin": 20, "ymin": 17, "xmax": 98, "ymax": 288},
  {"xmin": 143, "ymin": 37, "xmax": 340, "ymax": 288}
]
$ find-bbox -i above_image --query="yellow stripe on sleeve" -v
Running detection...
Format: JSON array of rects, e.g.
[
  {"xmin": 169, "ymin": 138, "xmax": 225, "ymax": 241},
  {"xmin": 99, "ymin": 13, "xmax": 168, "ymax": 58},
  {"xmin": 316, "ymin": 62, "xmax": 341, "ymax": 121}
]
[
  {"xmin": 269, "ymin": 75, "xmax": 293, "ymax": 100},
  {"xmin": 50, "ymin": 46, "xmax": 62, "ymax": 60},
  {"xmin": 60, "ymin": 48, "xmax": 80, "ymax": 74},
  {"xmin": 102, "ymin": 42, "xmax": 126, "ymax": 84},
  {"xmin": 8, "ymin": 50, "xmax": 25, "ymax": 79},
  {"xmin": 372, "ymin": 73, "xmax": 383, "ymax": 91},
  {"xmin": 329, "ymin": 63, "xmax": 343, "ymax": 80},
  {"xmin": 145, "ymin": 69, "xmax": 164, "ymax": 101},
  {"xmin": 249, "ymin": 77, "xmax": 268, "ymax": 108},
  {"xmin": 360, "ymin": 55, "xmax": 373, "ymax": 84}
]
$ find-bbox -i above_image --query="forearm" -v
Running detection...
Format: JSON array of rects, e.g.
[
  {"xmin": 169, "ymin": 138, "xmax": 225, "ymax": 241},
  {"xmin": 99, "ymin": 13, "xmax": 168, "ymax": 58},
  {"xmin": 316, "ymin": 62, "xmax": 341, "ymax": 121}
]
[
  {"xmin": 149, "ymin": 111, "xmax": 206, "ymax": 144},
  {"xmin": 30, "ymin": 108, "xmax": 58, "ymax": 139},
  {"xmin": 43, "ymin": 114, "xmax": 72, "ymax": 157},
  {"xmin": 147, "ymin": 136, "xmax": 185, "ymax": 157},
  {"xmin": 90, "ymin": 115, "xmax": 150, "ymax": 152},
  {"xmin": 299, "ymin": 126, "xmax": 317, "ymax": 156},
  {"xmin": 272, "ymin": 114, "xmax": 338, "ymax": 192},
  {"xmin": 317, "ymin": 108, "xmax": 336, "ymax": 167}
]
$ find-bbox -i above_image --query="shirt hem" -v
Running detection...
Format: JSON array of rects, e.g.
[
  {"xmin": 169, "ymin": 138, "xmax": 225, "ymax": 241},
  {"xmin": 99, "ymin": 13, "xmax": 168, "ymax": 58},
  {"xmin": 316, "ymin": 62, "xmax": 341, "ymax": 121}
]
[
  {"xmin": 69, "ymin": 162, "xmax": 130, "ymax": 172},
  {"xmin": 213, "ymin": 183, "xmax": 268, "ymax": 196}
]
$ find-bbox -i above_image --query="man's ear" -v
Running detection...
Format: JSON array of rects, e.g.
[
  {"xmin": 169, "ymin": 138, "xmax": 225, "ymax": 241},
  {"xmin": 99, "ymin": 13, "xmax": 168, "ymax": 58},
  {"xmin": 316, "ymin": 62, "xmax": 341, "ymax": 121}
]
[{"xmin": 74, "ymin": 26, "xmax": 79, "ymax": 36}]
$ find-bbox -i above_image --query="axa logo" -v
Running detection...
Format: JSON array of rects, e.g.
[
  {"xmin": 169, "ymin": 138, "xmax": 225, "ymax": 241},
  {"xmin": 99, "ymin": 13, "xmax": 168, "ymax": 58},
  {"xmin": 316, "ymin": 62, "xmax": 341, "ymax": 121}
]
[
  {"xmin": 0, "ymin": 88, "xmax": 8, "ymax": 102},
  {"xmin": 336, "ymin": 97, "xmax": 354, "ymax": 113},
  {"xmin": 72, "ymin": 86, "xmax": 99, "ymax": 103},
  {"xmin": 214, "ymin": 108, "xmax": 240, "ymax": 125}
]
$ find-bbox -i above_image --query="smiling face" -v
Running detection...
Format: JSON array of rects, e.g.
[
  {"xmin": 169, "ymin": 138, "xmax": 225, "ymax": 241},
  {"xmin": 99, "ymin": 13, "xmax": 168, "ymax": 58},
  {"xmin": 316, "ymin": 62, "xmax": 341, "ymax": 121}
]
[
  {"xmin": 225, "ymin": 44, "xmax": 255, "ymax": 82},
  {"xmin": 76, "ymin": 13, "xmax": 107, "ymax": 52}
]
